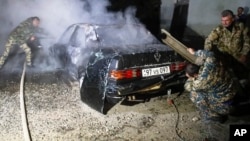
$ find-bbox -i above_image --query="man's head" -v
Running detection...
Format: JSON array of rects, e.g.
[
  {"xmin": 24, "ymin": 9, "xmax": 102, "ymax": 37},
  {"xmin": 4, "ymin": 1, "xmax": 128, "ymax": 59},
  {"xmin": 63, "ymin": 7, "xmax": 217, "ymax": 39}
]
[
  {"xmin": 185, "ymin": 63, "xmax": 199, "ymax": 78},
  {"xmin": 31, "ymin": 16, "xmax": 40, "ymax": 27},
  {"xmin": 221, "ymin": 10, "xmax": 234, "ymax": 27},
  {"xmin": 237, "ymin": 7, "xmax": 244, "ymax": 15}
]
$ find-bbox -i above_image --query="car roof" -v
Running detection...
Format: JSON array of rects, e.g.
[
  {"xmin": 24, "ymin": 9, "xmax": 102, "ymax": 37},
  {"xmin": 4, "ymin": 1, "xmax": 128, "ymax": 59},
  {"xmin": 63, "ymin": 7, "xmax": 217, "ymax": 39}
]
[{"xmin": 59, "ymin": 22, "xmax": 161, "ymax": 47}]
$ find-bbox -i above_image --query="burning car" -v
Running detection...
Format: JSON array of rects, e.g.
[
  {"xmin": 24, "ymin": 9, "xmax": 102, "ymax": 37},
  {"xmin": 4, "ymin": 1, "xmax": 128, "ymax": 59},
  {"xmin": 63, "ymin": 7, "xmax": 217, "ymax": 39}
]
[{"xmin": 50, "ymin": 23, "xmax": 187, "ymax": 114}]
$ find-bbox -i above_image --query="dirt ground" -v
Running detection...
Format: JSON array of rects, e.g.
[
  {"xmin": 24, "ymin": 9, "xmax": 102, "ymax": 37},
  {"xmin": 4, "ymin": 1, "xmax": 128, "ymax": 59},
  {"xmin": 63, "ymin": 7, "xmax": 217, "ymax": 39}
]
[
  {"xmin": 1, "ymin": 72, "xmax": 250, "ymax": 141},
  {"xmin": 0, "ymin": 37, "xmax": 250, "ymax": 141}
]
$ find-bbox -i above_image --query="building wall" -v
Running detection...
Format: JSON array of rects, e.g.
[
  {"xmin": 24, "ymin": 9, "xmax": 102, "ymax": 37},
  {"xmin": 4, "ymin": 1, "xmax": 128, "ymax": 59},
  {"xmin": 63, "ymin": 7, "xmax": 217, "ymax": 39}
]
[{"xmin": 187, "ymin": 0, "xmax": 250, "ymax": 36}]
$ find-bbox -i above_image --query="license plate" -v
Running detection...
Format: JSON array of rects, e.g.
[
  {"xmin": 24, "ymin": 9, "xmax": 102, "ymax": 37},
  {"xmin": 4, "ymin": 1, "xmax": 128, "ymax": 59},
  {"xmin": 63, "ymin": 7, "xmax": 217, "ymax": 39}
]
[{"xmin": 142, "ymin": 66, "xmax": 170, "ymax": 77}]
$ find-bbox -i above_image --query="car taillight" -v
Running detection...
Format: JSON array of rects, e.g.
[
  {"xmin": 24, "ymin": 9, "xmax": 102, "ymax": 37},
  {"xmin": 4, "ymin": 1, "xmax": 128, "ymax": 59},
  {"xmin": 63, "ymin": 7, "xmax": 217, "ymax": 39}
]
[
  {"xmin": 110, "ymin": 69, "xmax": 141, "ymax": 80},
  {"xmin": 170, "ymin": 62, "xmax": 186, "ymax": 71}
]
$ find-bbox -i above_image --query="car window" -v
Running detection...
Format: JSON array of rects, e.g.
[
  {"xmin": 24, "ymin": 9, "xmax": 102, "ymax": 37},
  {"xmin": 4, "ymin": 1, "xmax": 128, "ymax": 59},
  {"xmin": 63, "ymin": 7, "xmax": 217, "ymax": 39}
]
[
  {"xmin": 58, "ymin": 25, "xmax": 76, "ymax": 45},
  {"xmin": 69, "ymin": 26, "xmax": 86, "ymax": 47}
]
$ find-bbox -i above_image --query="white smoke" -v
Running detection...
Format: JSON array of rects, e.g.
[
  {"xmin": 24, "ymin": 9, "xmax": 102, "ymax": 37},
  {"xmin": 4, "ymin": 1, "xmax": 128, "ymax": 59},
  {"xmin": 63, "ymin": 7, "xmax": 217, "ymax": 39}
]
[
  {"xmin": 1, "ymin": 0, "xmax": 114, "ymax": 38},
  {"xmin": 0, "ymin": 0, "xmax": 153, "ymax": 73}
]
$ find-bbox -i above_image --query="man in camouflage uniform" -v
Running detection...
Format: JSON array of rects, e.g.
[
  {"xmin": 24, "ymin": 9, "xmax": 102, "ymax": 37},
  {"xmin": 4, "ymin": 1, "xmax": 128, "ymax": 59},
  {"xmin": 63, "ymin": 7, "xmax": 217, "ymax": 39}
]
[
  {"xmin": 204, "ymin": 9, "xmax": 250, "ymax": 65},
  {"xmin": 184, "ymin": 49, "xmax": 236, "ymax": 123},
  {"xmin": 0, "ymin": 16, "xmax": 41, "ymax": 69},
  {"xmin": 204, "ymin": 9, "xmax": 250, "ymax": 99}
]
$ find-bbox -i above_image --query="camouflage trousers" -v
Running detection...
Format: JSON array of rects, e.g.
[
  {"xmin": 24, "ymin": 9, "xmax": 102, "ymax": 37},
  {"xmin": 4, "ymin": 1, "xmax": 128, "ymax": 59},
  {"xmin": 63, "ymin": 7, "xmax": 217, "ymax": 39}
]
[
  {"xmin": 189, "ymin": 91, "xmax": 233, "ymax": 119},
  {"xmin": 0, "ymin": 37, "xmax": 31, "ymax": 68}
]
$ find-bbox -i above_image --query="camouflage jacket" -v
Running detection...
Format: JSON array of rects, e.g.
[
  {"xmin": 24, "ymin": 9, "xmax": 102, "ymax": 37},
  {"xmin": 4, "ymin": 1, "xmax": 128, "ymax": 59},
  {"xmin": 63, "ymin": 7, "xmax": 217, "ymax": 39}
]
[
  {"xmin": 9, "ymin": 17, "xmax": 42, "ymax": 45},
  {"xmin": 204, "ymin": 22, "xmax": 250, "ymax": 59},
  {"xmin": 184, "ymin": 50, "xmax": 236, "ymax": 102}
]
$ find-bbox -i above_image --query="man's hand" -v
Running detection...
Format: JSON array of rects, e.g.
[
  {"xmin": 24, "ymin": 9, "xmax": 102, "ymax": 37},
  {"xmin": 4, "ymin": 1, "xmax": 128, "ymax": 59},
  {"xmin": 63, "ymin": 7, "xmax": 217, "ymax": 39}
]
[
  {"xmin": 187, "ymin": 48, "xmax": 195, "ymax": 55},
  {"xmin": 185, "ymin": 73, "xmax": 194, "ymax": 79},
  {"xmin": 30, "ymin": 36, "xmax": 36, "ymax": 41}
]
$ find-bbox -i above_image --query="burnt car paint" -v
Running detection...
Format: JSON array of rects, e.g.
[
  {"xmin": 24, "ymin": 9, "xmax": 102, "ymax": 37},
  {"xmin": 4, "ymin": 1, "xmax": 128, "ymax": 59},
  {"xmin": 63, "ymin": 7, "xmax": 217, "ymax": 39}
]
[{"xmin": 50, "ymin": 23, "xmax": 186, "ymax": 114}]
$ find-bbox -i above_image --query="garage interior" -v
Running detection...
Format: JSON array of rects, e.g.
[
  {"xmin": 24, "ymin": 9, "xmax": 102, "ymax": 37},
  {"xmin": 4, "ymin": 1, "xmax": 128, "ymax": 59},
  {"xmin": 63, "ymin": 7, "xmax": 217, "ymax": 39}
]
[{"xmin": 0, "ymin": 0, "xmax": 250, "ymax": 140}]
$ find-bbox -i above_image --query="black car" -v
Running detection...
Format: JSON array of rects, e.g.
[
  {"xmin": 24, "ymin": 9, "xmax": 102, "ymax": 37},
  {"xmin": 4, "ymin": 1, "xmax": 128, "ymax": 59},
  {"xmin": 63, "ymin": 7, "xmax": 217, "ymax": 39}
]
[{"xmin": 51, "ymin": 23, "xmax": 187, "ymax": 114}]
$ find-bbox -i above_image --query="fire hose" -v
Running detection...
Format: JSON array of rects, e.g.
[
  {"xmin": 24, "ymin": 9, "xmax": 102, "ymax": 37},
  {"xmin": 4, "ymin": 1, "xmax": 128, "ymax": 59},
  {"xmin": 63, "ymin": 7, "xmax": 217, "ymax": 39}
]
[{"xmin": 20, "ymin": 61, "xmax": 32, "ymax": 141}]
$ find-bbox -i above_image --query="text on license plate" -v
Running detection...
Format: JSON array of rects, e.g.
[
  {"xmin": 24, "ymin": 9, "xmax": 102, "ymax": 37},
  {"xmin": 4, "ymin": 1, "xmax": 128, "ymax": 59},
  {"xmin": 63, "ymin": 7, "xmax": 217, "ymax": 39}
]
[{"xmin": 142, "ymin": 66, "xmax": 170, "ymax": 77}]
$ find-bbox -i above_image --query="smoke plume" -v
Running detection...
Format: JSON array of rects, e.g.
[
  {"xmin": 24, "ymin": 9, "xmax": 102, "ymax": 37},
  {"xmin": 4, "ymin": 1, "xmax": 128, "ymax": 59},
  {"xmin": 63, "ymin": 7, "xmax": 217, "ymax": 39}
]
[{"xmin": 0, "ymin": 0, "xmax": 153, "ymax": 73}]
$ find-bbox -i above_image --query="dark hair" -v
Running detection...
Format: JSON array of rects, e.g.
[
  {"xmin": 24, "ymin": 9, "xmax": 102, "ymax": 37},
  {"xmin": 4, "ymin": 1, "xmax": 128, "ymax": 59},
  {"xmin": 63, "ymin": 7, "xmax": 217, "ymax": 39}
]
[
  {"xmin": 31, "ymin": 16, "xmax": 40, "ymax": 21},
  {"xmin": 221, "ymin": 10, "xmax": 234, "ymax": 17},
  {"xmin": 238, "ymin": 7, "xmax": 244, "ymax": 11},
  {"xmin": 185, "ymin": 63, "xmax": 200, "ymax": 77}
]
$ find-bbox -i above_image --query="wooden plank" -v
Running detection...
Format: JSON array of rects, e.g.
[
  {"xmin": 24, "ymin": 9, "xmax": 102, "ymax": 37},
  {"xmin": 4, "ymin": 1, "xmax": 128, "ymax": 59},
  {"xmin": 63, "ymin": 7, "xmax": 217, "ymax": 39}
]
[{"xmin": 161, "ymin": 29, "xmax": 197, "ymax": 64}]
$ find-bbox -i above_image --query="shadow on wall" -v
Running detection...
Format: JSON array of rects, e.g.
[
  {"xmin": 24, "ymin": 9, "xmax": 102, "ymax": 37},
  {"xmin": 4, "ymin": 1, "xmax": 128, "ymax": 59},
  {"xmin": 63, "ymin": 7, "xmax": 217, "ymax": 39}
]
[
  {"xmin": 244, "ymin": 6, "xmax": 249, "ymax": 14},
  {"xmin": 169, "ymin": 3, "xmax": 188, "ymax": 41},
  {"xmin": 169, "ymin": 2, "xmax": 205, "ymax": 50},
  {"xmin": 181, "ymin": 27, "xmax": 205, "ymax": 50}
]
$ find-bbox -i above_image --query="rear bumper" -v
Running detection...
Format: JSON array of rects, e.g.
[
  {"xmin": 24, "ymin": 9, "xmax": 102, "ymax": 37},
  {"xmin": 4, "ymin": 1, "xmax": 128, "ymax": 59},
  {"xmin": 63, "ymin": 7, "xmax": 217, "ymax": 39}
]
[
  {"xmin": 81, "ymin": 72, "xmax": 186, "ymax": 114},
  {"xmin": 105, "ymin": 71, "xmax": 186, "ymax": 102}
]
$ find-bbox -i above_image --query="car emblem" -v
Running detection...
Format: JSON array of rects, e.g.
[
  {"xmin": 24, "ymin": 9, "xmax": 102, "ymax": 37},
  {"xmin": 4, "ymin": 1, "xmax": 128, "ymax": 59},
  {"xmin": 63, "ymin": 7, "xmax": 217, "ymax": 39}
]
[{"xmin": 154, "ymin": 52, "xmax": 161, "ymax": 62}]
